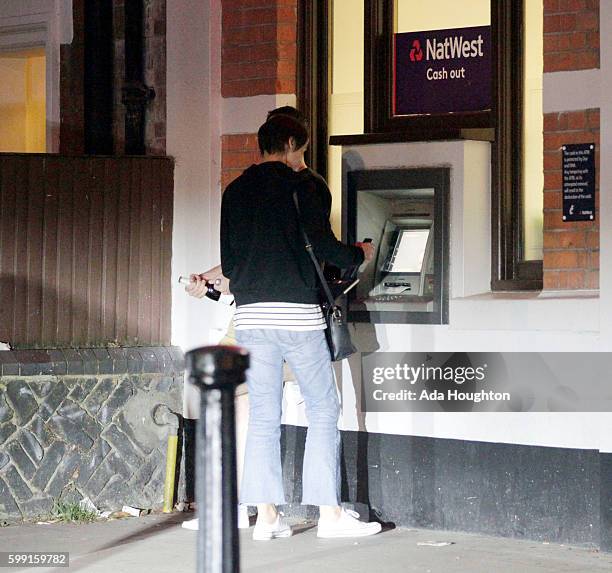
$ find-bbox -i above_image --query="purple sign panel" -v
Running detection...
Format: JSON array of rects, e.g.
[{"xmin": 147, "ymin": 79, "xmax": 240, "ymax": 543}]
[{"xmin": 394, "ymin": 26, "xmax": 491, "ymax": 116}]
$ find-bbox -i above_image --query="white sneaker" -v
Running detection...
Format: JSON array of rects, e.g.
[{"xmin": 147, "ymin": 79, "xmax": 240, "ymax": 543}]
[
  {"xmin": 252, "ymin": 514, "xmax": 293, "ymax": 541},
  {"xmin": 181, "ymin": 516, "xmax": 198, "ymax": 530},
  {"xmin": 317, "ymin": 509, "xmax": 382, "ymax": 538},
  {"xmin": 238, "ymin": 504, "xmax": 250, "ymax": 529},
  {"xmin": 181, "ymin": 505, "xmax": 251, "ymax": 531}
]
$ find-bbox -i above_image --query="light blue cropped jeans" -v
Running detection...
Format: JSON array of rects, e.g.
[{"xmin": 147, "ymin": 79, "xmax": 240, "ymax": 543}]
[{"xmin": 235, "ymin": 328, "xmax": 341, "ymax": 506}]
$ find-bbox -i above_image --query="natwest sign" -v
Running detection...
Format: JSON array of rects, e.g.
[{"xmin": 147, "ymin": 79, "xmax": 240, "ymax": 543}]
[
  {"xmin": 426, "ymin": 33, "xmax": 485, "ymax": 60},
  {"xmin": 394, "ymin": 26, "xmax": 491, "ymax": 116}
]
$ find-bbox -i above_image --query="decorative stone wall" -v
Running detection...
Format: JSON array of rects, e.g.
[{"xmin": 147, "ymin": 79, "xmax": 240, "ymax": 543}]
[{"xmin": 0, "ymin": 347, "xmax": 184, "ymax": 521}]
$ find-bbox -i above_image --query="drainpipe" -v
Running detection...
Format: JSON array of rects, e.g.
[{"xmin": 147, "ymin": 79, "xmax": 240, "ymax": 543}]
[{"xmin": 122, "ymin": 0, "xmax": 155, "ymax": 155}]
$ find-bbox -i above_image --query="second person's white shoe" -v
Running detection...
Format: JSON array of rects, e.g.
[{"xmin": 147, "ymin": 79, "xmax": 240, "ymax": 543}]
[
  {"xmin": 252, "ymin": 513, "xmax": 293, "ymax": 541},
  {"xmin": 238, "ymin": 504, "xmax": 250, "ymax": 529},
  {"xmin": 181, "ymin": 504, "xmax": 251, "ymax": 531},
  {"xmin": 317, "ymin": 509, "xmax": 382, "ymax": 538}
]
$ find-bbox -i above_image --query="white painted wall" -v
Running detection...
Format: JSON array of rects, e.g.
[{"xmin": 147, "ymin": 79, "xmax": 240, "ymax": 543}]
[
  {"xmin": 222, "ymin": 94, "xmax": 296, "ymax": 135},
  {"xmin": 543, "ymin": 70, "xmax": 601, "ymax": 113},
  {"xmin": 281, "ymin": 139, "xmax": 611, "ymax": 454},
  {"xmin": 166, "ymin": 2, "xmax": 612, "ymax": 452},
  {"xmin": 167, "ymin": 1, "xmax": 302, "ymax": 418},
  {"xmin": 167, "ymin": 0, "xmax": 229, "ymax": 417},
  {"xmin": 0, "ymin": 0, "xmax": 72, "ymax": 152},
  {"xmin": 167, "ymin": 0, "xmax": 304, "ymax": 417}
]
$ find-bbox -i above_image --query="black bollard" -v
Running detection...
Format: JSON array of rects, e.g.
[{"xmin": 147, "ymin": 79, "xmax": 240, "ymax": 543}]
[{"xmin": 185, "ymin": 345, "xmax": 249, "ymax": 573}]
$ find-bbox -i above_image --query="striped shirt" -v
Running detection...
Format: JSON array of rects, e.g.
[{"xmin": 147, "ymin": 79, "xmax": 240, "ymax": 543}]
[{"xmin": 233, "ymin": 302, "xmax": 326, "ymax": 331}]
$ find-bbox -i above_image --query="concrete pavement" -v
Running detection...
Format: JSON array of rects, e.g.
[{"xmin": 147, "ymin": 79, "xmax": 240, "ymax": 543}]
[{"xmin": 0, "ymin": 513, "xmax": 610, "ymax": 573}]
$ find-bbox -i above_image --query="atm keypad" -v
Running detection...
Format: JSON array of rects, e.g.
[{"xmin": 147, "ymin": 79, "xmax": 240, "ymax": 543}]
[
  {"xmin": 375, "ymin": 295, "xmax": 405, "ymax": 302},
  {"xmin": 383, "ymin": 282, "xmax": 412, "ymax": 289}
]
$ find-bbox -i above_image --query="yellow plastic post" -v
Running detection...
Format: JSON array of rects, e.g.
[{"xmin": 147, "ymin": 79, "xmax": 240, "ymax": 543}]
[{"xmin": 162, "ymin": 434, "xmax": 179, "ymax": 513}]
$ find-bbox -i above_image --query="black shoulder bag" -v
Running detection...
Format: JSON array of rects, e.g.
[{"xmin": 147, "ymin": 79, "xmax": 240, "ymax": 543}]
[{"xmin": 292, "ymin": 191, "xmax": 357, "ymax": 361}]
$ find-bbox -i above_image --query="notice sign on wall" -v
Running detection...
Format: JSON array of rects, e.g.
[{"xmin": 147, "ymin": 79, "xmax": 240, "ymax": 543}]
[
  {"xmin": 394, "ymin": 26, "xmax": 491, "ymax": 116},
  {"xmin": 562, "ymin": 143, "xmax": 595, "ymax": 222}
]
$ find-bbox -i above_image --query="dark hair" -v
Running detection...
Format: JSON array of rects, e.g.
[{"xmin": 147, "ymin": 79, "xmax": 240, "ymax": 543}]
[
  {"xmin": 257, "ymin": 114, "xmax": 309, "ymax": 156},
  {"xmin": 267, "ymin": 105, "xmax": 308, "ymax": 128}
]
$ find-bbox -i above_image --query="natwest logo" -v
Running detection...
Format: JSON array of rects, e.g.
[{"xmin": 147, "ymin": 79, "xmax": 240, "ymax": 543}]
[
  {"xmin": 409, "ymin": 39, "xmax": 423, "ymax": 62},
  {"xmin": 426, "ymin": 34, "xmax": 484, "ymax": 61}
]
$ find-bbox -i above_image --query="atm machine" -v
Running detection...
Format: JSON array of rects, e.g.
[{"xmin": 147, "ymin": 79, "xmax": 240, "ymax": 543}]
[
  {"xmin": 345, "ymin": 168, "xmax": 449, "ymax": 324},
  {"xmin": 368, "ymin": 219, "xmax": 434, "ymax": 302}
]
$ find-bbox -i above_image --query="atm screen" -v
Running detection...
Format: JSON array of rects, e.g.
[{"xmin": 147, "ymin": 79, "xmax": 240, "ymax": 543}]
[{"xmin": 384, "ymin": 228, "xmax": 430, "ymax": 273}]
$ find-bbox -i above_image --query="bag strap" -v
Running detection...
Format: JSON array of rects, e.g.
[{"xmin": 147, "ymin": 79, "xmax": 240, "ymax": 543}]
[{"xmin": 292, "ymin": 191, "xmax": 336, "ymax": 308}]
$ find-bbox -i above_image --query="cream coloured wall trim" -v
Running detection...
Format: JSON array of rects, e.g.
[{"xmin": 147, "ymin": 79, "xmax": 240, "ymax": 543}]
[
  {"xmin": 222, "ymin": 93, "xmax": 296, "ymax": 135},
  {"xmin": 543, "ymin": 69, "xmax": 601, "ymax": 113}
]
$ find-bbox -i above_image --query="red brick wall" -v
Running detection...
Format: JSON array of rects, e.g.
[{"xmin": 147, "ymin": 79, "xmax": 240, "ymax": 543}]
[
  {"xmin": 221, "ymin": 134, "xmax": 260, "ymax": 188},
  {"xmin": 542, "ymin": 0, "xmax": 600, "ymax": 290},
  {"xmin": 544, "ymin": 0, "xmax": 599, "ymax": 72},
  {"xmin": 220, "ymin": 0, "xmax": 298, "ymax": 188},
  {"xmin": 542, "ymin": 109, "xmax": 599, "ymax": 290},
  {"xmin": 221, "ymin": 0, "xmax": 297, "ymax": 97}
]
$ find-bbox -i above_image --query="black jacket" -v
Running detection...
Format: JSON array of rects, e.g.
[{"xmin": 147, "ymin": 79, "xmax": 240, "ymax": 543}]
[{"xmin": 220, "ymin": 162, "xmax": 364, "ymax": 306}]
